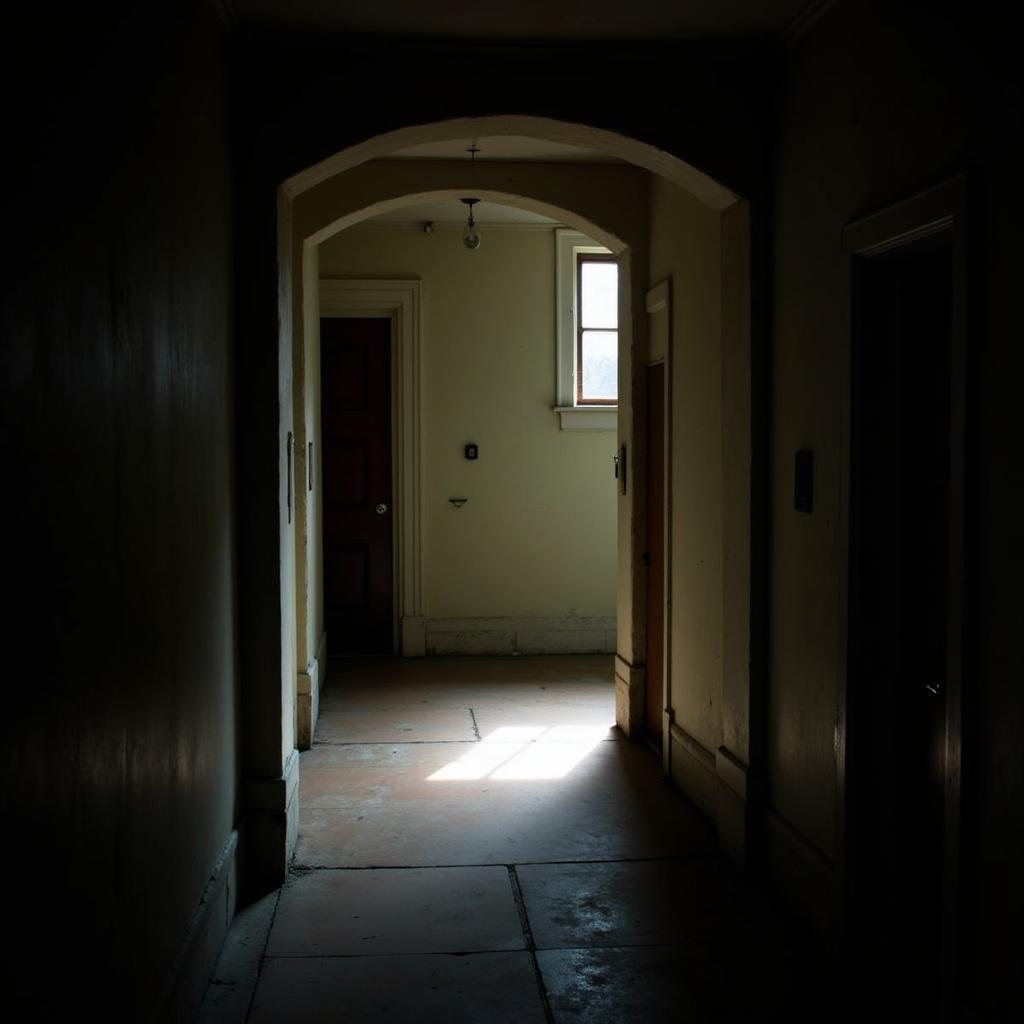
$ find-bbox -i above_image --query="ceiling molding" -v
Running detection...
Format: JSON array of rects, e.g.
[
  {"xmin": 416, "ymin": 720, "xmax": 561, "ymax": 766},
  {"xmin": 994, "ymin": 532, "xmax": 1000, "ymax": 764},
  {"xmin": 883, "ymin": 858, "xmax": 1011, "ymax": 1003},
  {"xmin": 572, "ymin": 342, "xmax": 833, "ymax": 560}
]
[{"xmin": 781, "ymin": 0, "xmax": 840, "ymax": 47}]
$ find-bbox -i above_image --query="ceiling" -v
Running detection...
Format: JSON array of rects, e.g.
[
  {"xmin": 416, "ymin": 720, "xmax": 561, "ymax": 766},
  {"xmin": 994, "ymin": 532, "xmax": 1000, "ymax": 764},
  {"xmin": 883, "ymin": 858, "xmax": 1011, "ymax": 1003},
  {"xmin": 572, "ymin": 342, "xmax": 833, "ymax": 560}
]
[
  {"xmin": 228, "ymin": 1, "xmax": 817, "ymax": 40},
  {"xmin": 387, "ymin": 136, "xmax": 621, "ymax": 164},
  {"xmin": 366, "ymin": 199, "xmax": 559, "ymax": 226}
]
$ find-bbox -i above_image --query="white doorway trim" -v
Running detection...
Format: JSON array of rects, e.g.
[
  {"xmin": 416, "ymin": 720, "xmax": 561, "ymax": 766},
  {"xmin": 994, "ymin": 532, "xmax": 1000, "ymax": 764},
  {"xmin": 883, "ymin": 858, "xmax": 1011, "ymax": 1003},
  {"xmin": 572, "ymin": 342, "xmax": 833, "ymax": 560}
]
[{"xmin": 319, "ymin": 279, "xmax": 425, "ymax": 656}]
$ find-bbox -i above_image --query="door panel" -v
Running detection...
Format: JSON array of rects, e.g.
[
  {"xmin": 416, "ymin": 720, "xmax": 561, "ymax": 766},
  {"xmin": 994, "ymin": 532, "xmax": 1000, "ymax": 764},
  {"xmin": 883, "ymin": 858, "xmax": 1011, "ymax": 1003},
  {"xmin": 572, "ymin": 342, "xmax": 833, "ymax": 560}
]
[
  {"xmin": 645, "ymin": 362, "xmax": 666, "ymax": 746},
  {"xmin": 321, "ymin": 317, "xmax": 393, "ymax": 656},
  {"xmin": 326, "ymin": 441, "xmax": 370, "ymax": 507},
  {"xmin": 847, "ymin": 230, "xmax": 954, "ymax": 1007}
]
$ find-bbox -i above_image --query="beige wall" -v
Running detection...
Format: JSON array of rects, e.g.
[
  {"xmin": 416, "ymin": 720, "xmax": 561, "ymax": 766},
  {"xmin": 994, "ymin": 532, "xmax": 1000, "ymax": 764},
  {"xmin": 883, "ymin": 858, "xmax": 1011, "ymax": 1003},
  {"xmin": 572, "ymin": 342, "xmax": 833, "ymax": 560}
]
[
  {"xmin": 648, "ymin": 177, "xmax": 724, "ymax": 760},
  {"xmin": 292, "ymin": 160, "xmax": 649, "ymax": 674},
  {"xmin": 318, "ymin": 225, "xmax": 618, "ymax": 621}
]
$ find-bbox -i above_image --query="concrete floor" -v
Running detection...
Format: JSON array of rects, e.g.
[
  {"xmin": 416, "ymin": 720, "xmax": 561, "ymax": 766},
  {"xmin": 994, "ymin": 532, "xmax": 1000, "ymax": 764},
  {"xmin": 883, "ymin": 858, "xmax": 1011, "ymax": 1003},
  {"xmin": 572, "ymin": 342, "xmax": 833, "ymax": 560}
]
[{"xmin": 199, "ymin": 656, "xmax": 825, "ymax": 1023}]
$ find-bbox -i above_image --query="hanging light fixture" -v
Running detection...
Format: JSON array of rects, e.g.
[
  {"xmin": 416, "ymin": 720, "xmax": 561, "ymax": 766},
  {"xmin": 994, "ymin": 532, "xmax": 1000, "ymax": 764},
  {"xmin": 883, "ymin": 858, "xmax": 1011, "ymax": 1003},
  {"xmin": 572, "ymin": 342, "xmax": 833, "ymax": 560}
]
[
  {"xmin": 461, "ymin": 197, "xmax": 481, "ymax": 250},
  {"xmin": 461, "ymin": 142, "xmax": 482, "ymax": 251}
]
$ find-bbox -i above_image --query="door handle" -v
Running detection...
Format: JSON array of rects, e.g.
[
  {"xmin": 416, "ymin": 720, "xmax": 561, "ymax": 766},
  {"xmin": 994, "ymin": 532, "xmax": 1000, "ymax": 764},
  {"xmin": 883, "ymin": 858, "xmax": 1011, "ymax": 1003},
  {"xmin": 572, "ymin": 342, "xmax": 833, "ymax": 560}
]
[
  {"xmin": 375, "ymin": 503, "xmax": 388, "ymax": 515},
  {"xmin": 924, "ymin": 680, "xmax": 944, "ymax": 697}
]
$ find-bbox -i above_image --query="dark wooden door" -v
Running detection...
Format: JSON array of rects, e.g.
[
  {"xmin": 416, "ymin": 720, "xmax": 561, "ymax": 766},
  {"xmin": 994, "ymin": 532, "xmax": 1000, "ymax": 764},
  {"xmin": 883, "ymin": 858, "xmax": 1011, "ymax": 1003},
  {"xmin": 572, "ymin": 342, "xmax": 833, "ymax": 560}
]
[
  {"xmin": 847, "ymin": 230, "xmax": 955, "ymax": 1009},
  {"xmin": 321, "ymin": 317, "xmax": 393, "ymax": 656},
  {"xmin": 645, "ymin": 362, "xmax": 666, "ymax": 746}
]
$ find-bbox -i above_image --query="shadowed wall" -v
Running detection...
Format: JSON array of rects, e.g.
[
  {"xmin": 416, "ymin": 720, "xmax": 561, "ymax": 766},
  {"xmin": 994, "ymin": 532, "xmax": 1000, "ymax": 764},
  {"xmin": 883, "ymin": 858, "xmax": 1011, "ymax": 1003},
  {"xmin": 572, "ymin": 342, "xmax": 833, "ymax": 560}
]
[{"xmin": 1, "ymin": 1, "xmax": 238, "ymax": 1016}]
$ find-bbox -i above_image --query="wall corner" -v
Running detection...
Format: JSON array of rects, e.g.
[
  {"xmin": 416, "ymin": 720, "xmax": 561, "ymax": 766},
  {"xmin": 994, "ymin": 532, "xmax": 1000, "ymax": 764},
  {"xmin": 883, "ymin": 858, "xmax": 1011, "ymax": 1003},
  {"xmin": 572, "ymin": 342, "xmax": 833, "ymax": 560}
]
[
  {"xmin": 614, "ymin": 654, "xmax": 646, "ymax": 738},
  {"xmin": 241, "ymin": 749, "xmax": 300, "ymax": 898}
]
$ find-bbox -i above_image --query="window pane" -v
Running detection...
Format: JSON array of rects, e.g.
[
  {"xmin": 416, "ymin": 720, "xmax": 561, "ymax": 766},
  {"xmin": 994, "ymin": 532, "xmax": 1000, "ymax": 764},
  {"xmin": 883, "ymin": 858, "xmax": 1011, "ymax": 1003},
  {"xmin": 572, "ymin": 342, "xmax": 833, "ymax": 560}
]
[
  {"xmin": 580, "ymin": 260, "xmax": 617, "ymax": 328},
  {"xmin": 581, "ymin": 330, "xmax": 618, "ymax": 401}
]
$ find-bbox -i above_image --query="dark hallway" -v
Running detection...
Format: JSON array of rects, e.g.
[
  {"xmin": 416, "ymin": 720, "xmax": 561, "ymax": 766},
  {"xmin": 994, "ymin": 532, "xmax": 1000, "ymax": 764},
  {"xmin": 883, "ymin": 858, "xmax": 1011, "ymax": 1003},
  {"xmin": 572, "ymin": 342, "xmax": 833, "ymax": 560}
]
[{"xmin": 3, "ymin": 2, "xmax": 1022, "ymax": 1022}]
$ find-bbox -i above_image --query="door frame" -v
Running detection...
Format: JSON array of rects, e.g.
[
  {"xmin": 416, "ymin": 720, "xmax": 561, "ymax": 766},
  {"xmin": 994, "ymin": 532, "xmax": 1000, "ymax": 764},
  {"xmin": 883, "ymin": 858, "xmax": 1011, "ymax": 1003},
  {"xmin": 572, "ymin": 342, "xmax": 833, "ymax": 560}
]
[
  {"xmin": 838, "ymin": 175, "xmax": 968, "ymax": 995},
  {"xmin": 319, "ymin": 279, "xmax": 424, "ymax": 655},
  {"xmin": 645, "ymin": 280, "xmax": 673, "ymax": 775}
]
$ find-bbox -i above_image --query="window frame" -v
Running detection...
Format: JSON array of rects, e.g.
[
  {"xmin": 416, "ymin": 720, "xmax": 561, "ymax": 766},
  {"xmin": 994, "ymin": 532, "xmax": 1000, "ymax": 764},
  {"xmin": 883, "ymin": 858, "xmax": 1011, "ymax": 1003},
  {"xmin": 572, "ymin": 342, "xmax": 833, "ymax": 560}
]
[
  {"xmin": 553, "ymin": 228, "xmax": 618, "ymax": 431},
  {"xmin": 575, "ymin": 251, "xmax": 619, "ymax": 406}
]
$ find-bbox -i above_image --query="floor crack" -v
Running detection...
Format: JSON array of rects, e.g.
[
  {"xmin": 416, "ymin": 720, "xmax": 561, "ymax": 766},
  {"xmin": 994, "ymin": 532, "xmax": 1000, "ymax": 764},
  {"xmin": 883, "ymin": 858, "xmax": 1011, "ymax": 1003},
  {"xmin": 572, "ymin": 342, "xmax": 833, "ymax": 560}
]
[
  {"xmin": 243, "ymin": 887, "xmax": 282, "ymax": 1024},
  {"xmin": 508, "ymin": 865, "xmax": 556, "ymax": 1024}
]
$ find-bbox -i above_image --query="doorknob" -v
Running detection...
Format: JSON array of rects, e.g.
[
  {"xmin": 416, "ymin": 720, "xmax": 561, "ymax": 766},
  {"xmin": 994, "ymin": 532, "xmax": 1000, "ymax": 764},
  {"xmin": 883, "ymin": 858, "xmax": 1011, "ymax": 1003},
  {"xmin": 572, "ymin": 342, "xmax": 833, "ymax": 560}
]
[{"xmin": 375, "ymin": 503, "xmax": 388, "ymax": 515}]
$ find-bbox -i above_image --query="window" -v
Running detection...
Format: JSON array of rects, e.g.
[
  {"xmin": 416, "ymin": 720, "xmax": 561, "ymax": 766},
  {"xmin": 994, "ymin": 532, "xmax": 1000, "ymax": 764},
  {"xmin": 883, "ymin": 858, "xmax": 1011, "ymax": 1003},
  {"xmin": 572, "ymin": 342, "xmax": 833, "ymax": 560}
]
[
  {"xmin": 554, "ymin": 229, "xmax": 618, "ymax": 430},
  {"xmin": 576, "ymin": 253, "xmax": 618, "ymax": 404}
]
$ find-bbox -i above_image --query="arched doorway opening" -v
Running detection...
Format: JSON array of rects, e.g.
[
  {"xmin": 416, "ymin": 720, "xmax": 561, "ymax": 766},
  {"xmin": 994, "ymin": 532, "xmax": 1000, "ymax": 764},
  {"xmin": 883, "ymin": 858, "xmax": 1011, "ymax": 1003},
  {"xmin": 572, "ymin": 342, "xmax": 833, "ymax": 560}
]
[
  {"xmin": 301, "ymin": 187, "xmax": 629, "ymax": 681},
  {"xmin": 238, "ymin": 116, "xmax": 756, "ymax": 899}
]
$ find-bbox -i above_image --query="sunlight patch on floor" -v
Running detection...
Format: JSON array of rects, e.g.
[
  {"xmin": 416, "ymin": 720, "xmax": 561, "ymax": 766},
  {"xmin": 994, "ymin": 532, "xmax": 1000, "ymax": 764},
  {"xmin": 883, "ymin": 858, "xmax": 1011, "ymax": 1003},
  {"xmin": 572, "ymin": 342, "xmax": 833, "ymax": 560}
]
[{"xmin": 427, "ymin": 722, "xmax": 612, "ymax": 782}]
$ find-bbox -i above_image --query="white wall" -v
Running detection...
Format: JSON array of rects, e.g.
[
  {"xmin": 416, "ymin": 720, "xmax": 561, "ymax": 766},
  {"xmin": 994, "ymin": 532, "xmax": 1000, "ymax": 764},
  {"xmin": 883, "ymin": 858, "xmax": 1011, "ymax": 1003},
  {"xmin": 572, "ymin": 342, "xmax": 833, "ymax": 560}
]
[{"xmin": 318, "ymin": 224, "xmax": 618, "ymax": 651}]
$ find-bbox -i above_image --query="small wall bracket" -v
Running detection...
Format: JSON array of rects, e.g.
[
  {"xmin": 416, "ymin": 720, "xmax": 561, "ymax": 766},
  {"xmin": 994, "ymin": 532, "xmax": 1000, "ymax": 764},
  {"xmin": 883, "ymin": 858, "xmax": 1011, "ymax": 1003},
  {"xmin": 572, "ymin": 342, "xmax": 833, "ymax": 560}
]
[{"xmin": 614, "ymin": 443, "xmax": 627, "ymax": 494}]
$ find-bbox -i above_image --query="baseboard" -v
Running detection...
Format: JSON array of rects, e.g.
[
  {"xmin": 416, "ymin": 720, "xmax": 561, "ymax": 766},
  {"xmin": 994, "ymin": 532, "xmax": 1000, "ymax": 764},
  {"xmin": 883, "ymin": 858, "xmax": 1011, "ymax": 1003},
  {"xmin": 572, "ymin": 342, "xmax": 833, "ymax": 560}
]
[
  {"xmin": 242, "ymin": 749, "xmax": 301, "ymax": 896},
  {"xmin": 715, "ymin": 745, "xmax": 747, "ymax": 799},
  {"xmin": 766, "ymin": 807, "xmax": 835, "ymax": 939},
  {"xmin": 153, "ymin": 829, "xmax": 238, "ymax": 1024},
  {"xmin": 425, "ymin": 616, "xmax": 616, "ymax": 656},
  {"xmin": 296, "ymin": 658, "xmax": 319, "ymax": 751},
  {"xmin": 715, "ymin": 746, "xmax": 748, "ymax": 869},
  {"xmin": 668, "ymin": 720, "xmax": 718, "ymax": 819},
  {"xmin": 614, "ymin": 654, "xmax": 645, "ymax": 738},
  {"xmin": 297, "ymin": 632, "xmax": 327, "ymax": 750},
  {"xmin": 666, "ymin": 724, "xmax": 749, "ymax": 869},
  {"xmin": 402, "ymin": 615, "xmax": 426, "ymax": 657}
]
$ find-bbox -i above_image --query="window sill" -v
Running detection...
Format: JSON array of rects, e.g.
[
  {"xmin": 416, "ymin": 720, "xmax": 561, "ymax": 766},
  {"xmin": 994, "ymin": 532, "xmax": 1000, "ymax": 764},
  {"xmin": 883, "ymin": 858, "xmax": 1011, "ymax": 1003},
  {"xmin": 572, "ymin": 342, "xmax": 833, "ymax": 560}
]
[{"xmin": 553, "ymin": 406, "xmax": 618, "ymax": 431}]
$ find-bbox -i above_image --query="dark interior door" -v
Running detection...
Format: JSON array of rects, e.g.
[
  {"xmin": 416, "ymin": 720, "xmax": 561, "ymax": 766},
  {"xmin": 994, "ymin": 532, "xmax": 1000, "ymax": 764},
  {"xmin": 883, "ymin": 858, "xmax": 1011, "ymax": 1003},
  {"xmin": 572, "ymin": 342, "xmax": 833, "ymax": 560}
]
[
  {"xmin": 645, "ymin": 362, "xmax": 665, "ymax": 746},
  {"xmin": 847, "ymin": 230, "xmax": 954, "ymax": 1008},
  {"xmin": 321, "ymin": 317, "xmax": 393, "ymax": 656}
]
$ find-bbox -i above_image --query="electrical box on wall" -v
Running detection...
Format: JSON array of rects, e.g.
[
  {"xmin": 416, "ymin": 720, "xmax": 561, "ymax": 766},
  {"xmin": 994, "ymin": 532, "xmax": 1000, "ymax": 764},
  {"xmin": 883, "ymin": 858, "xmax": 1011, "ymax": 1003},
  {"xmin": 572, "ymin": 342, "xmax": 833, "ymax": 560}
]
[{"xmin": 464, "ymin": 444, "xmax": 479, "ymax": 460}]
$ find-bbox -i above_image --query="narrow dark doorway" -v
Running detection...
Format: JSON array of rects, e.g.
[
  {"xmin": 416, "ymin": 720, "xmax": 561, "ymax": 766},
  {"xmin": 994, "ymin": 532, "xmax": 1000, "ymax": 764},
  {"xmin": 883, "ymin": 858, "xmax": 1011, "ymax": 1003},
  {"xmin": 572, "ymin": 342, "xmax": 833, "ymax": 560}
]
[
  {"xmin": 645, "ymin": 362, "xmax": 666, "ymax": 746},
  {"xmin": 846, "ymin": 224, "xmax": 961, "ymax": 1011},
  {"xmin": 321, "ymin": 317, "xmax": 394, "ymax": 656}
]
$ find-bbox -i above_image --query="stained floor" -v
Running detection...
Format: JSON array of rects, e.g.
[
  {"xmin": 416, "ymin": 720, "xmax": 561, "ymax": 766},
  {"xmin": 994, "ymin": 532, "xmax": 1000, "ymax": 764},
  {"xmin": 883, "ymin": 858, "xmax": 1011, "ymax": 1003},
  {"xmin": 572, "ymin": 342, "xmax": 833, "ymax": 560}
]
[{"xmin": 199, "ymin": 656, "xmax": 825, "ymax": 1023}]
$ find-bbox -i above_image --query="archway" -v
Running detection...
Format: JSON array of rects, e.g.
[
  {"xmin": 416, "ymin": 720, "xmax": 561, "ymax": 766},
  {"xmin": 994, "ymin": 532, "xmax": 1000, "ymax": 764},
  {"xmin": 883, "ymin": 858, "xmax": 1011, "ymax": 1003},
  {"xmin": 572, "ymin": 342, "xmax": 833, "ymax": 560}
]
[
  {"xmin": 237, "ymin": 115, "xmax": 756, "ymax": 898},
  {"xmin": 281, "ymin": 115, "xmax": 738, "ymax": 212},
  {"xmin": 287, "ymin": 165, "xmax": 646, "ymax": 768}
]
